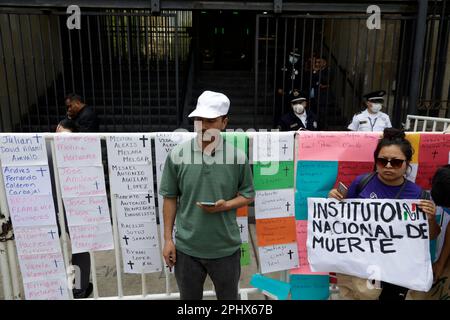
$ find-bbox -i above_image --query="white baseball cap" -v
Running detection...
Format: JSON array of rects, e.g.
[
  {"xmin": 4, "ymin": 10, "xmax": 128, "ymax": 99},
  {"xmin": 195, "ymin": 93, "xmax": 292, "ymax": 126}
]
[{"xmin": 188, "ymin": 90, "xmax": 230, "ymax": 119}]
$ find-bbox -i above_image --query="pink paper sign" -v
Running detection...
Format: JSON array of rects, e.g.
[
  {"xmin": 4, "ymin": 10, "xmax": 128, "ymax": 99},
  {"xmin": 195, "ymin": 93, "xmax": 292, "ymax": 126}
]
[
  {"xmin": 290, "ymin": 220, "xmax": 328, "ymax": 275},
  {"xmin": 297, "ymin": 131, "xmax": 380, "ymax": 162}
]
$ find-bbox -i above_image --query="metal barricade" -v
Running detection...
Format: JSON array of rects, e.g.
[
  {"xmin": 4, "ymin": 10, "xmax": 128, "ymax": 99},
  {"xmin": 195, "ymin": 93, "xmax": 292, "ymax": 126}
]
[{"xmin": 405, "ymin": 114, "xmax": 450, "ymax": 132}]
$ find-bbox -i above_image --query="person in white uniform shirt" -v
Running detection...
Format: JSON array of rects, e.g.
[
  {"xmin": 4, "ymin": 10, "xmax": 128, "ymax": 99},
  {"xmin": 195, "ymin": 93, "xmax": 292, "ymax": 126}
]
[{"xmin": 347, "ymin": 90, "xmax": 392, "ymax": 132}]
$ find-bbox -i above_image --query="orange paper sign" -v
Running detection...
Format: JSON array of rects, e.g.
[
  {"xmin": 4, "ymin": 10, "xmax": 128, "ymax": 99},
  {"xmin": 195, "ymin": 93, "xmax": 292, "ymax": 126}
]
[{"xmin": 256, "ymin": 217, "xmax": 297, "ymax": 247}]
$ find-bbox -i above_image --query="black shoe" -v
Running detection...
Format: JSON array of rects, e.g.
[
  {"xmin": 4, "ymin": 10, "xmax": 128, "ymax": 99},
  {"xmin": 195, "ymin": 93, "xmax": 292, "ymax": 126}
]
[{"xmin": 73, "ymin": 282, "xmax": 93, "ymax": 299}]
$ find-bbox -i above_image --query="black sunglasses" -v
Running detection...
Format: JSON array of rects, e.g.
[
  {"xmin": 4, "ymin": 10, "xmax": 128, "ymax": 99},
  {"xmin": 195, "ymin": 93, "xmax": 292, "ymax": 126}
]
[{"xmin": 376, "ymin": 158, "xmax": 406, "ymax": 168}]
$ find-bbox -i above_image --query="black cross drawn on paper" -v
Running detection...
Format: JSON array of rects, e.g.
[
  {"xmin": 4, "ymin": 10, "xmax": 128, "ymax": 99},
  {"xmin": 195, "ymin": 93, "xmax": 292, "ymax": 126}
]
[
  {"xmin": 36, "ymin": 167, "xmax": 47, "ymax": 177},
  {"xmin": 33, "ymin": 134, "xmax": 42, "ymax": 144},
  {"xmin": 145, "ymin": 194, "xmax": 153, "ymax": 203},
  {"xmin": 287, "ymin": 250, "xmax": 294, "ymax": 260},
  {"xmin": 282, "ymin": 144, "xmax": 288, "ymax": 155},
  {"xmin": 48, "ymin": 230, "xmax": 56, "ymax": 239},
  {"xmin": 285, "ymin": 202, "xmax": 291, "ymax": 212},
  {"xmin": 140, "ymin": 135, "xmax": 149, "ymax": 148},
  {"xmin": 127, "ymin": 261, "xmax": 134, "ymax": 270},
  {"xmin": 122, "ymin": 235, "xmax": 130, "ymax": 245}
]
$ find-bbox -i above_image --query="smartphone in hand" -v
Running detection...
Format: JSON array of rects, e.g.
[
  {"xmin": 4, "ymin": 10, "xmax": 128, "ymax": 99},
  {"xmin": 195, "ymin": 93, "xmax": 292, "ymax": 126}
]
[
  {"xmin": 199, "ymin": 201, "xmax": 216, "ymax": 206},
  {"xmin": 337, "ymin": 182, "xmax": 348, "ymax": 198}
]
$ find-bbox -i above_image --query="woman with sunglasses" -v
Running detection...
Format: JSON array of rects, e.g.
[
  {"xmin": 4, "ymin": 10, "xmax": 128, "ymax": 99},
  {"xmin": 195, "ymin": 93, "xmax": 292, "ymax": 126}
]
[{"xmin": 328, "ymin": 128, "xmax": 440, "ymax": 300}]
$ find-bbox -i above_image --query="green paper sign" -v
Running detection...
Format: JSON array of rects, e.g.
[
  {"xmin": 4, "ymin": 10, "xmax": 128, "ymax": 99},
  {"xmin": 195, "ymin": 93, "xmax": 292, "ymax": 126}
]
[
  {"xmin": 222, "ymin": 132, "xmax": 248, "ymax": 154},
  {"xmin": 253, "ymin": 161, "xmax": 294, "ymax": 190},
  {"xmin": 241, "ymin": 242, "xmax": 251, "ymax": 266}
]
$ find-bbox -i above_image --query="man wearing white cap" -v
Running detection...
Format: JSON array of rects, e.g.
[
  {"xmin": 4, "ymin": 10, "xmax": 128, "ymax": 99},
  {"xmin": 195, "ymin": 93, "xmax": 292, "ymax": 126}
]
[
  {"xmin": 159, "ymin": 90, "xmax": 255, "ymax": 300},
  {"xmin": 347, "ymin": 90, "xmax": 392, "ymax": 132}
]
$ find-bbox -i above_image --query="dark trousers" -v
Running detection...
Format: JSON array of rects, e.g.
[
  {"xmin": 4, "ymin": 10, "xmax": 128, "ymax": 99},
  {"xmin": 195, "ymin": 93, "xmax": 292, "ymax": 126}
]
[
  {"xmin": 175, "ymin": 249, "xmax": 241, "ymax": 300},
  {"xmin": 378, "ymin": 281, "xmax": 409, "ymax": 300}
]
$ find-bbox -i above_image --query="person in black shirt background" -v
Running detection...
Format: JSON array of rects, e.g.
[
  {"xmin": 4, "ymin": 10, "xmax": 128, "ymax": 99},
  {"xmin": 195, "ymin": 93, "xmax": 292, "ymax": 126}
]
[{"xmin": 64, "ymin": 93, "xmax": 99, "ymax": 132}]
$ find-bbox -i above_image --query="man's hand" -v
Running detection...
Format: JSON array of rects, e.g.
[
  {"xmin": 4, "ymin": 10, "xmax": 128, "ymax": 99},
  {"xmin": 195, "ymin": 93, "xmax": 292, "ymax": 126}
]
[
  {"xmin": 163, "ymin": 239, "xmax": 176, "ymax": 271},
  {"xmin": 196, "ymin": 199, "xmax": 228, "ymax": 213},
  {"xmin": 433, "ymin": 259, "xmax": 446, "ymax": 282}
]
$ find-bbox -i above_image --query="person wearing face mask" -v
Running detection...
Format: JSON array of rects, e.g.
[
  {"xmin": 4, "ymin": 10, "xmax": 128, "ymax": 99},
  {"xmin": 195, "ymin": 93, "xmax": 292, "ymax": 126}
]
[
  {"xmin": 276, "ymin": 91, "xmax": 318, "ymax": 131},
  {"xmin": 347, "ymin": 90, "xmax": 392, "ymax": 132}
]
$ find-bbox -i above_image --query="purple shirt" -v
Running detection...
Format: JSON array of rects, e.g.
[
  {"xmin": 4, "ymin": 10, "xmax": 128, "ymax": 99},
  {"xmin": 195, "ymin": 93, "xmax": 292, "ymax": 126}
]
[{"xmin": 347, "ymin": 173, "xmax": 423, "ymax": 200}]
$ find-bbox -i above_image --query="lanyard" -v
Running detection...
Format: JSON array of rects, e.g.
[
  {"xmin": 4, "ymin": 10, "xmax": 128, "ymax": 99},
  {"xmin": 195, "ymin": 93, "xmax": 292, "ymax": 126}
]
[
  {"xmin": 394, "ymin": 179, "xmax": 407, "ymax": 199},
  {"xmin": 368, "ymin": 117, "xmax": 378, "ymax": 131}
]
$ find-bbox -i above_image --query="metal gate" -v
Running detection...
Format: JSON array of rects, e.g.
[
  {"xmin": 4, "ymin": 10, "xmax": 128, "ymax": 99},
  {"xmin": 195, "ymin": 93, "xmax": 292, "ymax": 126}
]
[
  {"xmin": 0, "ymin": 8, "xmax": 192, "ymax": 133},
  {"xmin": 255, "ymin": 12, "xmax": 450, "ymax": 130}
]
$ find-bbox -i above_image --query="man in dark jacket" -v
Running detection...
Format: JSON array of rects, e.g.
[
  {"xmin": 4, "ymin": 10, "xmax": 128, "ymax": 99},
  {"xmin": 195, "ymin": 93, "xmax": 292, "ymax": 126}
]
[
  {"xmin": 276, "ymin": 90, "xmax": 318, "ymax": 131},
  {"xmin": 64, "ymin": 93, "xmax": 99, "ymax": 132}
]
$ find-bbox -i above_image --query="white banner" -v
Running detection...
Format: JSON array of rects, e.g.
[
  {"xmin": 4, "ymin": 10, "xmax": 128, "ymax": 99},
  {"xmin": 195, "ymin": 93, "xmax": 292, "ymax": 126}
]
[{"xmin": 307, "ymin": 198, "xmax": 433, "ymax": 292}]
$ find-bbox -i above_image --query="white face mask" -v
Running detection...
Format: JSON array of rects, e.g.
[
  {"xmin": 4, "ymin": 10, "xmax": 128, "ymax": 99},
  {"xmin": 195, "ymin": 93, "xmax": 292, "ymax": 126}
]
[
  {"xmin": 370, "ymin": 103, "xmax": 382, "ymax": 113},
  {"xmin": 292, "ymin": 103, "xmax": 305, "ymax": 114}
]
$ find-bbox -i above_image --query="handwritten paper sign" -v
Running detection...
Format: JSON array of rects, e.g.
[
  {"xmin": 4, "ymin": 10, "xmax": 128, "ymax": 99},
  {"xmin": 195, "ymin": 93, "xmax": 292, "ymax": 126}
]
[
  {"xmin": 58, "ymin": 166, "xmax": 107, "ymax": 198},
  {"xmin": 336, "ymin": 161, "xmax": 374, "ymax": 188},
  {"xmin": 290, "ymin": 274, "xmax": 330, "ymax": 300},
  {"xmin": 236, "ymin": 216, "xmax": 249, "ymax": 243},
  {"xmin": 258, "ymin": 243, "xmax": 299, "ymax": 274},
  {"xmin": 253, "ymin": 161, "xmax": 294, "ymax": 190},
  {"xmin": 54, "ymin": 135, "xmax": 102, "ymax": 167},
  {"xmin": 118, "ymin": 221, "xmax": 159, "ymax": 249},
  {"xmin": 69, "ymin": 222, "xmax": 114, "ymax": 254},
  {"xmin": 0, "ymin": 134, "xmax": 48, "ymax": 166},
  {"xmin": 106, "ymin": 135, "xmax": 152, "ymax": 165},
  {"xmin": 154, "ymin": 132, "xmax": 196, "ymax": 164},
  {"xmin": 7, "ymin": 194, "xmax": 57, "ymax": 227},
  {"xmin": 122, "ymin": 247, "xmax": 163, "ymax": 274},
  {"xmin": 253, "ymin": 132, "xmax": 294, "ymax": 162},
  {"xmin": 109, "ymin": 164, "xmax": 153, "ymax": 193},
  {"xmin": 297, "ymin": 131, "xmax": 380, "ymax": 162},
  {"xmin": 63, "ymin": 196, "xmax": 111, "ymax": 226},
  {"xmin": 114, "ymin": 193, "xmax": 156, "ymax": 223},
  {"xmin": 255, "ymin": 189, "xmax": 295, "ymax": 219},
  {"xmin": 296, "ymin": 161, "xmax": 337, "ymax": 192},
  {"xmin": 2, "ymin": 165, "xmax": 53, "ymax": 196},
  {"xmin": 418, "ymin": 134, "xmax": 450, "ymax": 163},
  {"xmin": 290, "ymin": 220, "xmax": 327, "ymax": 275},
  {"xmin": 23, "ymin": 276, "xmax": 69, "ymax": 300},
  {"xmin": 19, "ymin": 253, "xmax": 66, "ymax": 281},
  {"xmin": 14, "ymin": 226, "xmax": 61, "ymax": 255},
  {"xmin": 256, "ymin": 217, "xmax": 297, "ymax": 247},
  {"xmin": 307, "ymin": 198, "xmax": 433, "ymax": 291}
]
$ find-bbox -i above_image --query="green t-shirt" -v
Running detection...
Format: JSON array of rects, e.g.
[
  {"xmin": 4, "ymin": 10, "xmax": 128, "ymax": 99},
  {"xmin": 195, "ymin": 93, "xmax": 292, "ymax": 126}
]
[{"xmin": 159, "ymin": 137, "xmax": 255, "ymax": 259}]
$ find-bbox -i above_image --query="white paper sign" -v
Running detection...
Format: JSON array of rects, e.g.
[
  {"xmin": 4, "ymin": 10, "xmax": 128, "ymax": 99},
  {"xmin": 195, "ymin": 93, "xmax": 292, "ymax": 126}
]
[
  {"xmin": 307, "ymin": 198, "xmax": 433, "ymax": 291},
  {"xmin": 236, "ymin": 216, "xmax": 249, "ymax": 243},
  {"xmin": 69, "ymin": 222, "xmax": 114, "ymax": 254},
  {"xmin": 106, "ymin": 135, "xmax": 152, "ymax": 165},
  {"xmin": 8, "ymin": 194, "xmax": 57, "ymax": 227},
  {"xmin": 154, "ymin": 132, "xmax": 195, "ymax": 164},
  {"xmin": 252, "ymin": 132, "xmax": 294, "ymax": 162},
  {"xmin": 122, "ymin": 247, "xmax": 162, "ymax": 274},
  {"xmin": 63, "ymin": 196, "xmax": 111, "ymax": 226},
  {"xmin": 258, "ymin": 242, "xmax": 299, "ymax": 274},
  {"xmin": 19, "ymin": 253, "xmax": 66, "ymax": 282},
  {"xmin": 14, "ymin": 226, "xmax": 62, "ymax": 255},
  {"xmin": 255, "ymin": 189, "xmax": 295, "ymax": 219},
  {"xmin": 2, "ymin": 165, "xmax": 53, "ymax": 196},
  {"xmin": 54, "ymin": 135, "xmax": 102, "ymax": 167},
  {"xmin": 114, "ymin": 193, "xmax": 156, "ymax": 223},
  {"xmin": 118, "ymin": 221, "xmax": 159, "ymax": 249},
  {"xmin": 0, "ymin": 134, "xmax": 48, "ymax": 166},
  {"xmin": 58, "ymin": 166, "xmax": 107, "ymax": 198},
  {"xmin": 109, "ymin": 164, "xmax": 153, "ymax": 193},
  {"xmin": 23, "ymin": 276, "xmax": 69, "ymax": 300}
]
